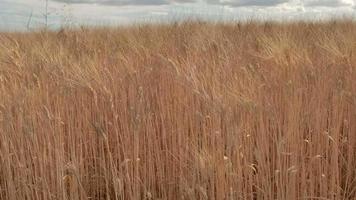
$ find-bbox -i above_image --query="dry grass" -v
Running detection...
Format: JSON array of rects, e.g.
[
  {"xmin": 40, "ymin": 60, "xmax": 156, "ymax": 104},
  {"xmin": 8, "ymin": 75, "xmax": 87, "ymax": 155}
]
[{"xmin": 0, "ymin": 21, "xmax": 355, "ymax": 200}]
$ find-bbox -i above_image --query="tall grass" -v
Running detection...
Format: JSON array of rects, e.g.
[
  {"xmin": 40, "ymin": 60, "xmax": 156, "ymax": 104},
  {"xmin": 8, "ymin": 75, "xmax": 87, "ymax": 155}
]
[{"xmin": 0, "ymin": 21, "xmax": 355, "ymax": 200}]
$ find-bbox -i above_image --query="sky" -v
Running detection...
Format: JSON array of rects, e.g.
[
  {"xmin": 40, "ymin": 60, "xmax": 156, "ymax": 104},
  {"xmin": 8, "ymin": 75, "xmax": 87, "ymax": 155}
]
[{"xmin": 0, "ymin": 0, "xmax": 355, "ymax": 31}]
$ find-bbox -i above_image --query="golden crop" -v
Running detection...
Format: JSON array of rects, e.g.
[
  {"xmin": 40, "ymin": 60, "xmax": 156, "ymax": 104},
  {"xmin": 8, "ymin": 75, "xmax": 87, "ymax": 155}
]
[{"xmin": 0, "ymin": 21, "xmax": 355, "ymax": 199}]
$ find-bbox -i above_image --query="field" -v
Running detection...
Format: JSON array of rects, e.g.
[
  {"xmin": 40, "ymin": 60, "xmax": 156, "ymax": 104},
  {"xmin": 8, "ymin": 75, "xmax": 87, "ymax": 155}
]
[{"xmin": 0, "ymin": 21, "xmax": 355, "ymax": 200}]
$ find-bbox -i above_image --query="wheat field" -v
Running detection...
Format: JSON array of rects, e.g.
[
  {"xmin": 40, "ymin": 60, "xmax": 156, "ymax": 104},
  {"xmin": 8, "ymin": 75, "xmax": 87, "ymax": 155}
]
[{"xmin": 0, "ymin": 21, "xmax": 355, "ymax": 200}]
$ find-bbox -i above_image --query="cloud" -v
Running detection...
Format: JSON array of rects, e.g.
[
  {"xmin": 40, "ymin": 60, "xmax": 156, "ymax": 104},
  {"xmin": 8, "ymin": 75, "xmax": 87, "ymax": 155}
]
[
  {"xmin": 302, "ymin": 0, "xmax": 354, "ymax": 7},
  {"xmin": 205, "ymin": 0, "xmax": 290, "ymax": 7},
  {"xmin": 50, "ymin": 0, "xmax": 356, "ymax": 8},
  {"xmin": 51, "ymin": 0, "xmax": 198, "ymax": 6},
  {"xmin": 1, "ymin": 0, "xmax": 356, "ymax": 31}
]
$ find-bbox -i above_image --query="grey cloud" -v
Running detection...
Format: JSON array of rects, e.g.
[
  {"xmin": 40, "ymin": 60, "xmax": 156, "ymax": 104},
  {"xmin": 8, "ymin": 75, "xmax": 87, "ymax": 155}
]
[
  {"xmin": 205, "ymin": 0, "xmax": 290, "ymax": 7},
  {"xmin": 205, "ymin": 0, "xmax": 355, "ymax": 8},
  {"xmin": 302, "ymin": 0, "xmax": 353, "ymax": 7},
  {"xmin": 52, "ymin": 0, "xmax": 198, "ymax": 6},
  {"xmin": 51, "ymin": 0, "xmax": 355, "ymax": 8}
]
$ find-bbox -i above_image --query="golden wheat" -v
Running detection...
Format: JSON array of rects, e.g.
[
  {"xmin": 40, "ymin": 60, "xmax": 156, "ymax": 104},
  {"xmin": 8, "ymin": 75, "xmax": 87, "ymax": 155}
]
[{"xmin": 0, "ymin": 21, "xmax": 355, "ymax": 200}]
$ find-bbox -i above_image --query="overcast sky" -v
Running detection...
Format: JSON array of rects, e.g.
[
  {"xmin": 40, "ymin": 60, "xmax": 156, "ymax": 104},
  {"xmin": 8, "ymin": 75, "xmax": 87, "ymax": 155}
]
[{"xmin": 0, "ymin": 0, "xmax": 355, "ymax": 31}]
